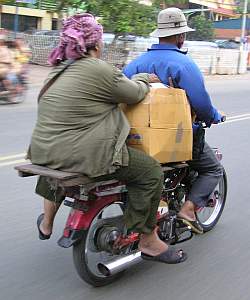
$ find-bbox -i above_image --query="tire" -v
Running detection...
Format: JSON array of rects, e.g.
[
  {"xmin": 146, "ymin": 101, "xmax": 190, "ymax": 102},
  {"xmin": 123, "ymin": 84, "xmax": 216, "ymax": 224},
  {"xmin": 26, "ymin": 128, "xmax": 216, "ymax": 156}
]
[
  {"xmin": 72, "ymin": 203, "xmax": 126, "ymax": 287},
  {"xmin": 196, "ymin": 169, "xmax": 227, "ymax": 232}
]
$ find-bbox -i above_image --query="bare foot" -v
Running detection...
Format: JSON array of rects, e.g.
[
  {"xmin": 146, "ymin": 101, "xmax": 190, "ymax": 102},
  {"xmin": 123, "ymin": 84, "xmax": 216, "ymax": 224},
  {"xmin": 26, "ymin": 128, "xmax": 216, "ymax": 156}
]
[
  {"xmin": 178, "ymin": 200, "xmax": 196, "ymax": 221},
  {"xmin": 138, "ymin": 227, "xmax": 168, "ymax": 256}
]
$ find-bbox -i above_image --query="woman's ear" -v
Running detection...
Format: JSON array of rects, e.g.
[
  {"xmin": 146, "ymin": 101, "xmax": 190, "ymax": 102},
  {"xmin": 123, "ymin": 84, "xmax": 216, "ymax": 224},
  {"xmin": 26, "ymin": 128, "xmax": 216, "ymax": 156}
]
[{"xmin": 95, "ymin": 41, "xmax": 103, "ymax": 58}]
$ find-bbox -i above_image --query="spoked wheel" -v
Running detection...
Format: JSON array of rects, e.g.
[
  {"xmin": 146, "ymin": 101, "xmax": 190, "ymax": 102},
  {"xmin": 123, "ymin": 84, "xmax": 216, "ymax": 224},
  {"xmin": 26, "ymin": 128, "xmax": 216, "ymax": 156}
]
[
  {"xmin": 73, "ymin": 202, "xmax": 127, "ymax": 287},
  {"xmin": 196, "ymin": 169, "xmax": 227, "ymax": 232}
]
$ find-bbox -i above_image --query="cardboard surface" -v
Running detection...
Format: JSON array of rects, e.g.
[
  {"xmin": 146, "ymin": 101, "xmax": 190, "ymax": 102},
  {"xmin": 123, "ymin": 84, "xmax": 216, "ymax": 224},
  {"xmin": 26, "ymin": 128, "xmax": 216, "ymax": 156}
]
[
  {"xmin": 122, "ymin": 87, "xmax": 193, "ymax": 163},
  {"xmin": 150, "ymin": 88, "xmax": 192, "ymax": 129},
  {"xmin": 122, "ymin": 87, "xmax": 192, "ymax": 129},
  {"xmin": 127, "ymin": 127, "xmax": 193, "ymax": 163}
]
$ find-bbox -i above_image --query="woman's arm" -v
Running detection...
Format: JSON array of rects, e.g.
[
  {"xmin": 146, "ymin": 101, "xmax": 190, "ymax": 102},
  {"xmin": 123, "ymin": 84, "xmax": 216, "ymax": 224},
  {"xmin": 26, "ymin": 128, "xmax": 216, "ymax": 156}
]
[{"xmin": 111, "ymin": 67, "xmax": 150, "ymax": 104}]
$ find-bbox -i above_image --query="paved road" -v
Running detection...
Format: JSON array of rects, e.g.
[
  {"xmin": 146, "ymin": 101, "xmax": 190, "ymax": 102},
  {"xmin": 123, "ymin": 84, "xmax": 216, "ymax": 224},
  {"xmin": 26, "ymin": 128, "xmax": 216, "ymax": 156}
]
[{"xmin": 1, "ymin": 74, "xmax": 250, "ymax": 300}]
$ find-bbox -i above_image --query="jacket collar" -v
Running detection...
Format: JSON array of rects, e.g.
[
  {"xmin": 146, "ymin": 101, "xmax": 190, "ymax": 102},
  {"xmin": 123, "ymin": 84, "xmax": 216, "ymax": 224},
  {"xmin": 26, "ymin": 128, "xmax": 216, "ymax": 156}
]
[{"xmin": 148, "ymin": 43, "xmax": 188, "ymax": 54}]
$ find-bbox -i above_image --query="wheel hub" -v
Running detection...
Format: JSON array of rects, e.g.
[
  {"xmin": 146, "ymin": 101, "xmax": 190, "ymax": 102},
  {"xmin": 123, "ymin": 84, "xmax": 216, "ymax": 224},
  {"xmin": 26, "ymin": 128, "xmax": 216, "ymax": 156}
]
[{"xmin": 96, "ymin": 226, "xmax": 121, "ymax": 252}]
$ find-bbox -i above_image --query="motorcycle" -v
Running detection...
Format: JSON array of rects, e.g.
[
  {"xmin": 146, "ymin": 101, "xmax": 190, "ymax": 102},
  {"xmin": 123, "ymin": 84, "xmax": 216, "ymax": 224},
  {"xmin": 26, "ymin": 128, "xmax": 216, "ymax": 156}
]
[{"xmin": 15, "ymin": 144, "xmax": 227, "ymax": 287}]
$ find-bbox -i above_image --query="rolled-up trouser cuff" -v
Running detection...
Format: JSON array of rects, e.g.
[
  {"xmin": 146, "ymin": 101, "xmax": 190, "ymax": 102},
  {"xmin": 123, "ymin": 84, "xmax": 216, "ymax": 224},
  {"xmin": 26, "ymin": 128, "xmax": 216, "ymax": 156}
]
[
  {"xmin": 35, "ymin": 176, "xmax": 65, "ymax": 204},
  {"xmin": 187, "ymin": 142, "xmax": 224, "ymax": 207}
]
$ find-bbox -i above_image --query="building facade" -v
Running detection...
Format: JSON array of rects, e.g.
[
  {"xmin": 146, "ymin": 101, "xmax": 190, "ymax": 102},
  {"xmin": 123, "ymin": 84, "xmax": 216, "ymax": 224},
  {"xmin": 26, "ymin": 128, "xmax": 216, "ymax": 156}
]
[
  {"xmin": 0, "ymin": 4, "xmax": 58, "ymax": 32},
  {"xmin": 214, "ymin": 16, "xmax": 250, "ymax": 39},
  {"xmin": 139, "ymin": 1, "xmax": 238, "ymax": 20},
  {"xmin": 189, "ymin": 0, "xmax": 237, "ymax": 20}
]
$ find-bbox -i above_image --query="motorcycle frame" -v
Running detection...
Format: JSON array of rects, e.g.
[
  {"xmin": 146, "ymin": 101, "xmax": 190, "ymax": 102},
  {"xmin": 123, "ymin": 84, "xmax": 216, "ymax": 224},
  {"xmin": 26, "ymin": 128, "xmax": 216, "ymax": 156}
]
[
  {"xmin": 58, "ymin": 172, "xmax": 184, "ymax": 248},
  {"xmin": 58, "ymin": 148, "xmax": 223, "ymax": 248}
]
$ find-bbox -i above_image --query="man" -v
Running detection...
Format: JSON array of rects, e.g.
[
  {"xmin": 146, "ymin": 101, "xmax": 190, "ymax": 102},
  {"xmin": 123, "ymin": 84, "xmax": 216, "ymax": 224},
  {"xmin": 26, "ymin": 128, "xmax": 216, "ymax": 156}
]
[{"xmin": 124, "ymin": 7, "xmax": 224, "ymax": 234}]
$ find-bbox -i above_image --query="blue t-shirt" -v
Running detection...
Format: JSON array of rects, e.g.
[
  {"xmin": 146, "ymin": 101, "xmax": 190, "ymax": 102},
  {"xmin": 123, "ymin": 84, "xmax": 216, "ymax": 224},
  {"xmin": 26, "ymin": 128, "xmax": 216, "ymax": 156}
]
[{"xmin": 123, "ymin": 43, "xmax": 221, "ymax": 126}]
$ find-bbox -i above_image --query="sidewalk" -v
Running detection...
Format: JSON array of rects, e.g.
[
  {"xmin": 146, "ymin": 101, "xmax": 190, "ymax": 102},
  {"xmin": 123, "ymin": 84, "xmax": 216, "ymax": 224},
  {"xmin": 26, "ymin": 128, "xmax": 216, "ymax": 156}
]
[
  {"xmin": 205, "ymin": 71, "xmax": 250, "ymax": 81},
  {"xmin": 28, "ymin": 64, "xmax": 52, "ymax": 87}
]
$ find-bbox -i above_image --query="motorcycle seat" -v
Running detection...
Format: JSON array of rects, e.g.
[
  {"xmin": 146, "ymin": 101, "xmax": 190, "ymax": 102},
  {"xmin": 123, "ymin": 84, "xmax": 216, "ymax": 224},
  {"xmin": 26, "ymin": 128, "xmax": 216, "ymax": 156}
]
[{"xmin": 15, "ymin": 161, "xmax": 189, "ymax": 188}]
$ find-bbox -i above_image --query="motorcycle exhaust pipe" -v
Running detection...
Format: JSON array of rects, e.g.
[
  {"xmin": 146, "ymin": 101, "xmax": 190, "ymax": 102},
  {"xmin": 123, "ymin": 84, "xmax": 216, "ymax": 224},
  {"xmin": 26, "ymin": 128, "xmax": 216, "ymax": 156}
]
[{"xmin": 97, "ymin": 250, "xmax": 142, "ymax": 277}]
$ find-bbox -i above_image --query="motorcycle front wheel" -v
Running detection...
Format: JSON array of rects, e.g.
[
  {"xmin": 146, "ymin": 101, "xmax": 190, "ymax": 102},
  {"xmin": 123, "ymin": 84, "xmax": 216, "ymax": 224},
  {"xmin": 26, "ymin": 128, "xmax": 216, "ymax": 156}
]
[
  {"xmin": 72, "ymin": 202, "xmax": 126, "ymax": 287},
  {"xmin": 196, "ymin": 169, "xmax": 227, "ymax": 232}
]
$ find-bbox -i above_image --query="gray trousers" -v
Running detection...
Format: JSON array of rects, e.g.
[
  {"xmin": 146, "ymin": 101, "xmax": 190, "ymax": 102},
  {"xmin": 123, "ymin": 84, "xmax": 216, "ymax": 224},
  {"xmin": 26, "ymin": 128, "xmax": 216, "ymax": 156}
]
[{"xmin": 187, "ymin": 142, "xmax": 224, "ymax": 207}]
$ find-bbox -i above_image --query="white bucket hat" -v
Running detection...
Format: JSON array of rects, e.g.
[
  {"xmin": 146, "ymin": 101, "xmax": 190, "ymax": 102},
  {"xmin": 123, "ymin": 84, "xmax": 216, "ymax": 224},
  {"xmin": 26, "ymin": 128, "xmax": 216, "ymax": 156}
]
[{"xmin": 150, "ymin": 7, "xmax": 195, "ymax": 38}]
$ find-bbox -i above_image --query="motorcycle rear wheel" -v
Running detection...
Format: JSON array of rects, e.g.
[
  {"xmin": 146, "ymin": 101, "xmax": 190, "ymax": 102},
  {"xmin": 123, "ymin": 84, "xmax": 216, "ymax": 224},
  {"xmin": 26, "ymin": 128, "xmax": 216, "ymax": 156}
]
[
  {"xmin": 72, "ymin": 203, "xmax": 126, "ymax": 287},
  {"xmin": 196, "ymin": 169, "xmax": 227, "ymax": 232}
]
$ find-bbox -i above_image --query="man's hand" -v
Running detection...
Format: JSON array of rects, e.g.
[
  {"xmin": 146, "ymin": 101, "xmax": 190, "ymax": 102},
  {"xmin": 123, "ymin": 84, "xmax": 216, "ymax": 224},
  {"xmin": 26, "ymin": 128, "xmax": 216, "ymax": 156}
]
[
  {"xmin": 148, "ymin": 73, "xmax": 161, "ymax": 83},
  {"xmin": 219, "ymin": 111, "xmax": 226, "ymax": 122},
  {"xmin": 213, "ymin": 110, "xmax": 226, "ymax": 124}
]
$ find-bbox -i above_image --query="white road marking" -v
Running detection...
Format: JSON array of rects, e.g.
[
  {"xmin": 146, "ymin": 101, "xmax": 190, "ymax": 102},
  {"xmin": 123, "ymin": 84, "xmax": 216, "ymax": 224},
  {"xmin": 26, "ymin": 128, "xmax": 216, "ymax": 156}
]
[
  {"xmin": 222, "ymin": 116, "xmax": 250, "ymax": 124},
  {"xmin": 1, "ymin": 113, "xmax": 250, "ymax": 168},
  {"xmin": 0, "ymin": 153, "xmax": 26, "ymax": 161},
  {"xmin": 221, "ymin": 114, "xmax": 250, "ymax": 124},
  {"xmin": 0, "ymin": 159, "xmax": 27, "ymax": 167},
  {"xmin": 227, "ymin": 113, "xmax": 250, "ymax": 120}
]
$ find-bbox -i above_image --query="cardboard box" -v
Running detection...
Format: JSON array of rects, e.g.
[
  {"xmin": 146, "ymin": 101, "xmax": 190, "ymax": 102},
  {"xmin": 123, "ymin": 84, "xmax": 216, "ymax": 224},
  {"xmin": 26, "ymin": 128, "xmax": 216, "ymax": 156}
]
[
  {"xmin": 122, "ymin": 86, "xmax": 193, "ymax": 163},
  {"xmin": 127, "ymin": 127, "xmax": 192, "ymax": 163},
  {"xmin": 122, "ymin": 87, "xmax": 192, "ymax": 129}
]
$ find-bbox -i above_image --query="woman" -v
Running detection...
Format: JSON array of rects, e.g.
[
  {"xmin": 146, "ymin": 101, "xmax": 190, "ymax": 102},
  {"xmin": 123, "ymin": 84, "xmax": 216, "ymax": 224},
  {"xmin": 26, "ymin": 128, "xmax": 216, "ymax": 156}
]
[{"xmin": 29, "ymin": 13, "xmax": 187, "ymax": 264}]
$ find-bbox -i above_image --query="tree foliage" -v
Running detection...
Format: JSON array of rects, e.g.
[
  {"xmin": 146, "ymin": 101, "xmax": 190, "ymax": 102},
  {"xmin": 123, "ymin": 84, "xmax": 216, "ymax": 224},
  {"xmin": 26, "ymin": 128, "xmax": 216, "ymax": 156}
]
[
  {"xmin": 2, "ymin": 0, "xmax": 157, "ymax": 35},
  {"xmin": 187, "ymin": 15, "xmax": 214, "ymax": 41},
  {"xmin": 152, "ymin": 0, "xmax": 188, "ymax": 9},
  {"xmin": 85, "ymin": 0, "xmax": 157, "ymax": 37}
]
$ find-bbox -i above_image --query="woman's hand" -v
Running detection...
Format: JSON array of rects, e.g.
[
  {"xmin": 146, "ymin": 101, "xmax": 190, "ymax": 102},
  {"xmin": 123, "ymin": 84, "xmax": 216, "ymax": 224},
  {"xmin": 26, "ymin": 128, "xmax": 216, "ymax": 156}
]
[{"xmin": 148, "ymin": 73, "xmax": 161, "ymax": 83}]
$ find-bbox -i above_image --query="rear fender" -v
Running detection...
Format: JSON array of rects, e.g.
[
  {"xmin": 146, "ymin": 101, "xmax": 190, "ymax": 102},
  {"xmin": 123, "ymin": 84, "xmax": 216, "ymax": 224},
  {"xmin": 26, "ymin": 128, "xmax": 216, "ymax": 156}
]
[{"xmin": 58, "ymin": 194, "xmax": 121, "ymax": 248}]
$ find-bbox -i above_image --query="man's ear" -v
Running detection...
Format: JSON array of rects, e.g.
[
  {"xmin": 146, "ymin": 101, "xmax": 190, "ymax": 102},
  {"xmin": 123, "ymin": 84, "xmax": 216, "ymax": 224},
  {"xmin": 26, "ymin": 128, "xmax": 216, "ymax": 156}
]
[{"xmin": 179, "ymin": 33, "xmax": 185, "ymax": 40}]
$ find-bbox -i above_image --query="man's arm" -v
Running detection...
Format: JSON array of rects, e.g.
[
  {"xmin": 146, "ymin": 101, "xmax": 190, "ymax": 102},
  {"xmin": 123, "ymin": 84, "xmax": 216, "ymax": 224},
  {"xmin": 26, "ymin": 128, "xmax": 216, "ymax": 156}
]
[
  {"xmin": 123, "ymin": 59, "xmax": 139, "ymax": 79},
  {"xmin": 176, "ymin": 62, "xmax": 221, "ymax": 126}
]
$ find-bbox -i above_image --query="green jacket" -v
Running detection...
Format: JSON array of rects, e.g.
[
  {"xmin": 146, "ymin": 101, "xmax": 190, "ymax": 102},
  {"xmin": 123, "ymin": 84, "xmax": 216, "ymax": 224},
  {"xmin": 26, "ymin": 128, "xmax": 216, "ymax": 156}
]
[{"xmin": 29, "ymin": 57, "xmax": 150, "ymax": 177}]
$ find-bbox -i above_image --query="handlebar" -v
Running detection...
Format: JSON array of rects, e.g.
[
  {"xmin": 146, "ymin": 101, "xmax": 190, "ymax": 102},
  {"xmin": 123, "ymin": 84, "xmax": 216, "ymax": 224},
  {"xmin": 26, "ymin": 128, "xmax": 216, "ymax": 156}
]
[
  {"xmin": 220, "ymin": 115, "xmax": 226, "ymax": 123},
  {"xmin": 196, "ymin": 115, "xmax": 226, "ymax": 129}
]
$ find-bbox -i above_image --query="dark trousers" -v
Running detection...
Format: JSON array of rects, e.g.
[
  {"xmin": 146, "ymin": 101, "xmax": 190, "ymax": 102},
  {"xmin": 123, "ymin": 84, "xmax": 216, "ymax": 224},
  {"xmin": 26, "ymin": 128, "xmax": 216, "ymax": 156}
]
[
  {"xmin": 187, "ymin": 142, "xmax": 224, "ymax": 207},
  {"xmin": 36, "ymin": 147, "xmax": 164, "ymax": 234}
]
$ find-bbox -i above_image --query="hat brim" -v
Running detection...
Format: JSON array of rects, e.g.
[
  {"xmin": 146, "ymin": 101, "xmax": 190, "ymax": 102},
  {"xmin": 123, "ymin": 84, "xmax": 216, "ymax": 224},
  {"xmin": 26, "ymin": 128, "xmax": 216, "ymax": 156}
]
[{"xmin": 150, "ymin": 26, "xmax": 195, "ymax": 38}]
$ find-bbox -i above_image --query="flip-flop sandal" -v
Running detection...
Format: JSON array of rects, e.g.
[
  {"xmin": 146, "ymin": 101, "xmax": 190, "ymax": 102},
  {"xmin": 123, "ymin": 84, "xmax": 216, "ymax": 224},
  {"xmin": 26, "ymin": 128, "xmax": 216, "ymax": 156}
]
[
  {"xmin": 37, "ymin": 213, "xmax": 51, "ymax": 240},
  {"xmin": 178, "ymin": 218, "xmax": 203, "ymax": 234},
  {"xmin": 141, "ymin": 248, "xmax": 187, "ymax": 264}
]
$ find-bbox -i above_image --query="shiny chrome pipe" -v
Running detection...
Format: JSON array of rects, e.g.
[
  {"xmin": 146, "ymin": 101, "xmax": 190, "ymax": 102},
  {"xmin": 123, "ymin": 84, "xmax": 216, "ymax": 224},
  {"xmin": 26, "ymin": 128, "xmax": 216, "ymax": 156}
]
[{"xmin": 97, "ymin": 251, "xmax": 142, "ymax": 276}]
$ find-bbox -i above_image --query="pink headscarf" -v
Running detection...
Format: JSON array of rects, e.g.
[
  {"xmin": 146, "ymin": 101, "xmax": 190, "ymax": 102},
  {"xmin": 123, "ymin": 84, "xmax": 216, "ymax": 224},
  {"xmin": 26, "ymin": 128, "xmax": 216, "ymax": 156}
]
[{"xmin": 48, "ymin": 13, "xmax": 103, "ymax": 66}]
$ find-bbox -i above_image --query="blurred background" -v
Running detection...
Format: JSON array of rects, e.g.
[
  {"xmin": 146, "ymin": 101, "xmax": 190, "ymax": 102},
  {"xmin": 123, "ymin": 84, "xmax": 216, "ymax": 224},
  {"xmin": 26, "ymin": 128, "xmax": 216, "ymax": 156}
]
[
  {"xmin": 0, "ymin": 0, "xmax": 249, "ymax": 104},
  {"xmin": 1, "ymin": 3, "xmax": 250, "ymax": 299}
]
